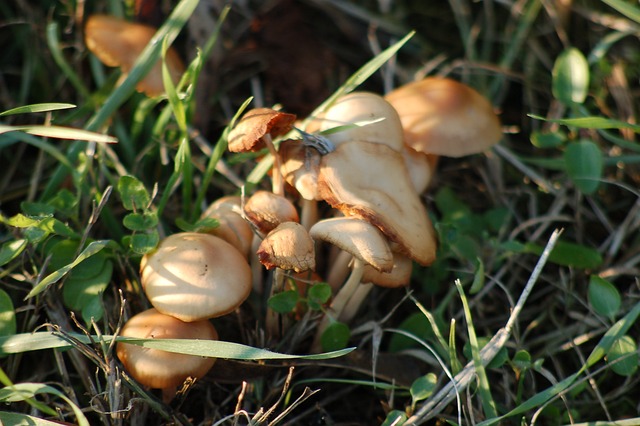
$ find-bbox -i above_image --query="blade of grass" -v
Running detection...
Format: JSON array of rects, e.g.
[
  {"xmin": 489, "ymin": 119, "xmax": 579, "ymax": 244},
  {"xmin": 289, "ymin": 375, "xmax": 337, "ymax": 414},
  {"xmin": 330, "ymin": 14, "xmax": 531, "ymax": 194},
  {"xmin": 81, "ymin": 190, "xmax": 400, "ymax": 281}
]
[
  {"xmin": 455, "ymin": 279, "xmax": 498, "ymax": 418},
  {"xmin": 46, "ymin": 22, "xmax": 91, "ymax": 99},
  {"xmin": 0, "ymin": 103, "xmax": 75, "ymax": 116}
]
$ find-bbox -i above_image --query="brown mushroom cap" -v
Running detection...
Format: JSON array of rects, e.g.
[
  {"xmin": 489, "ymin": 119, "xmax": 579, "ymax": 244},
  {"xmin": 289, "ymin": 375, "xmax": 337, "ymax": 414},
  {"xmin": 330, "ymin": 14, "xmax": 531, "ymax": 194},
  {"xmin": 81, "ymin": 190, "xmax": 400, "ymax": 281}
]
[
  {"xmin": 227, "ymin": 108, "xmax": 296, "ymax": 153},
  {"xmin": 362, "ymin": 252, "xmax": 413, "ymax": 288},
  {"xmin": 141, "ymin": 233, "xmax": 251, "ymax": 322},
  {"xmin": 309, "ymin": 216, "xmax": 394, "ymax": 273},
  {"xmin": 384, "ymin": 77, "xmax": 502, "ymax": 157},
  {"xmin": 84, "ymin": 14, "xmax": 185, "ymax": 97},
  {"xmin": 279, "ymin": 139, "xmax": 322, "ymax": 201},
  {"xmin": 317, "ymin": 141, "xmax": 437, "ymax": 266},
  {"xmin": 257, "ymin": 221, "xmax": 315, "ymax": 272},
  {"xmin": 243, "ymin": 190, "xmax": 300, "ymax": 235},
  {"xmin": 306, "ymin": 92, "xmax": 404, "ymax": 152},
  {"xmin": 116, "ymin": 308, "xmax": 218, "ymax": 400}
]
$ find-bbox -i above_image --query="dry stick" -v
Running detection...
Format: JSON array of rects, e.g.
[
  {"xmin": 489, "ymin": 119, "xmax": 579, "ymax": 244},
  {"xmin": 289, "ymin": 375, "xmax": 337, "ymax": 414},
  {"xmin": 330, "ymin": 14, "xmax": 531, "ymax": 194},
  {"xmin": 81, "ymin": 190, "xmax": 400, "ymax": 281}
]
[{"xmin": 405, "ymin": 228, "xmax": 563, "ymax": 425}]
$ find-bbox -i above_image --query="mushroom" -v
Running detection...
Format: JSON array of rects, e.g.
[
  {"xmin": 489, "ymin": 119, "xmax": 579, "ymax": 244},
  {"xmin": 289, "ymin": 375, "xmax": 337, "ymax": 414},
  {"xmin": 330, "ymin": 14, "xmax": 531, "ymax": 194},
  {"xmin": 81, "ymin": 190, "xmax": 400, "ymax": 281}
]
[
  {"xmin": 243, "ymin": 190, "xmax": 300, "ymax": 236},
  {"xmin": 384, "ymin": 77, "xmax": 502, "ymax": 157},
  {"xmin": 309, "ymin": 216, "xmax": 394, "ymax": 351},
  {"xmin": 227, "ymin": 108, "xmax": 296, "ymax": 195},
  {"xmin": 317, "ymin": 140, "xmax": 438, "ymax": 266},
  {"xmin": 201, "ymin": 196, "xmax": 253, "ymax": 259},
  {"xmin": 257, "ymin": 221, "xmax": 315, "ymax": 273},
  {"xmin": 84, "ymin": 14, "xmax": 185, "ymax": 97},
  {"xmin": 116, "ymin": 308, "xmax": 218, "ymax": 402},
  {"xmin": 141, "ymin": 232, "xmax": 251, "ymax": 322}
]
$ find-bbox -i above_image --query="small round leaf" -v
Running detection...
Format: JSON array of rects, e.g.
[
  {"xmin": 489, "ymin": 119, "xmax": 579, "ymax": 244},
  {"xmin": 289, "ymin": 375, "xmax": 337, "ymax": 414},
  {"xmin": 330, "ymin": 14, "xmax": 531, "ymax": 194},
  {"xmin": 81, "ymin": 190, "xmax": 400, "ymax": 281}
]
[
  {"xmin": 267, "ymin": 290, "xmax": 300, "ymax": 314},
  {"xmin": 606, "ymin": 335, "xmax": 639, "ymax": 377},
  {"xmin": 588, "ymin": 275, "xmax": 621, "ymax": 319},
  {"xmin": 564, "ymin": 139, "xmax": 603, "ymax": 194},
  {"xmin": 321, "ymin": 321, "xmax": 350, "ymax": 352},
  {"xmin": 410, "ymin": 373, "xmax": 437, "ymax": 403},
  {"xmin": 552, "ymin": 47, "xmax": 589, "ymax": 105}
]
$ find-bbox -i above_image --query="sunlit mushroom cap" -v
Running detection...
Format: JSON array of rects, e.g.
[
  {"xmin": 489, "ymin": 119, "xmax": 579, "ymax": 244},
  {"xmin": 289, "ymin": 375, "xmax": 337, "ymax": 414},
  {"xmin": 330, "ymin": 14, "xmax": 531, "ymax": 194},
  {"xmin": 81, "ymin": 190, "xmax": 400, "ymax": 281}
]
[
  {"xmin": 384, "ymin": 77, "xmax": 501, "ymax": 157},
  {"xmin": 201, "ymin": 196, "xmax": 253, "ymax": 259},
  {"xmin": 257, "ymin": 222, "xmax": 315, "ymax": 272},
  {"xmin": 402, "ymin": 146, "xmax": 439, "ymax": 194},
  {"xmin": 317, "ymin": 141, "xmax": 437, "ymax": 266},
  {"xmin": 227, "ymin": 108, "xmax": 296, "ymax": 153},
  {"xmin": 306, "ymin": 92, "xmax": 404, "ymax": 152},
  {"xmin": 84, "ymin": 14, "xmax": 185, "ymax": 97},
  {"xmin": 141, "ymin": 233, "xmax": 251, "ymax": 322},
  {"xmin": 309, "ymin": 216, "xmax": 394, "ymax": 273},
  {"xmin": 116, "ymin": 308, "xmax": 218, "ymax": 398},
  {"xmin": 243, "ymin": 190, "xmax": 300, "ymax": 235},
  {"xmin": 362, "ymin": 252, "xmax": 413, "ymax": 288}
]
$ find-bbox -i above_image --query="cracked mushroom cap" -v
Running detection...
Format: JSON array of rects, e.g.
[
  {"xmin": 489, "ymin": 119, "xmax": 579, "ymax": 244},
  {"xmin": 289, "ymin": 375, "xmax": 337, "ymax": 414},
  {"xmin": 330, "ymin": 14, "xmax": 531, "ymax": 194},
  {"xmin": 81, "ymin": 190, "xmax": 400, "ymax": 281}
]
[
  {"xmin": 84, "ymin": 14, "xmax": 185, "ymax": 97},
  {"xmin": 227, "ymin": 108, "xmax": 296, "ymax": 152},
  {"xmin": 309, "ymin": 216, "xmax": 394, "ymax": 273},
  {"xmin": 384, "ymin": 77, "xmax": 502, "ymax": 157},
  {"xmin": 257, "ymin": 222, "xmax": 315, "ymax": 272},
  {"xmin": 317, "ymin": 141, "xmax": 437, "ymax": 266},
  {"xmin": 306, "ymin": 92, "xmax": 404, "ymax": 152},
  {"xmin": 141, "ymin": 233, "xmax": 251, "ymax": 322},
  {"xmin": 116, "ymin": 308, "xmax": 218, "ymax": 402}
]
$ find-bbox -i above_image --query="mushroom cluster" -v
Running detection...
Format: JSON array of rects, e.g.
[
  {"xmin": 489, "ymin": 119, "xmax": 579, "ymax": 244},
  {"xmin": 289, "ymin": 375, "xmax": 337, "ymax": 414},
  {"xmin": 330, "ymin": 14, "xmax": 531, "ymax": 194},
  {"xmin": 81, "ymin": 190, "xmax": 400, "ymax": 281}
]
[
  {"xmin": 223, "ymin": 77, "xmax": 502, "ymax": 351},
  {"xmin": 116, "ymin": 232, "xmax": 252, "ymax": 402}
]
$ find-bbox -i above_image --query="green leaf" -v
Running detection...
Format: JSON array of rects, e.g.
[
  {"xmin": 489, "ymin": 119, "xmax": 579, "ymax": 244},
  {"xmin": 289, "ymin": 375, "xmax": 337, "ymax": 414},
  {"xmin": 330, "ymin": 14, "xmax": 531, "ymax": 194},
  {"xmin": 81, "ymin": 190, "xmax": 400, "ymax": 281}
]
[
  {"xmin": 321, "ymin": 321, "xmax": 351, "ymax": 352},
  {"xmin": 0, "ymin": 332, "xmax": 354, "ymax": 361},
  {"xmin": 27, "ymin": 240, "xmax": 111, "ymax": 299},
  {"xmin": 528, "ymin": 114, "xmax": 640, "ymax": 132},
  {"xmin": 0, "ymin": 289, "xmax": 16, "ymax": 337},
  {"xmin": 0, "ymin": 103, "xmax": 75, "ymax": 116},
  {"xmin": 388, "ymin": 312, "xmax": 436, "ymax": 352},
  {"xmin": 117, "ymin": 175, "xmax": 151, "ymax": 211},
  {"xmin": 381, "ymin": 410, "xmax": 408, "ymax": 426},
  {"xmin": 410, "ymin": 373, "xmax": 437, "ymax": 404},
  {"xmin": 606, "ymin": 335, "xmax": 638, "ymax": 376},
  {"xmin": 129, "ymin": 231, "xmax": 160, "ymax": 254},
  {"xmin": 463, "ymin": 336, "xmax": 509, "ymax": 369},
  {"xmin": 267, "ymin": 290, "xmax": 300, "ymax": 314},
  {"xmin": 504, "ymin": 239, "xmax": 603, "ymax": 269},
  {"xmin": 308, "ymin": 283, "xmax": 332, "ymax": 305},
  {"xmin": 1, "ymin": 213, "xmax": 77, "ymax": 240},
  {"xmin": 552, "ymin": 47, "xmax": 589, "ymax": 105},
  {"xmin": 63, "ymin": 260, "xmax": 113, "ymax": 323},
  {"xmin": 469, "ymin": 258, "xmax": 485, "ymax": 294},
  {"xmin": 0, "ymin": 239, "xmax": 28, "ymax": 267},
  {"xmin": 564, "ymin": 139, "xmax": 603, "ymax": 194},
  {"xmin": 512, "ymin": 349, "xmax": 532, "ymax": 371},
  {"xmin": 588, "ymin": 275, "xmax": 621, "ymax": 319},
  {"xmin": 175, "ymin": 216, "xmax": 219, "ymax": 233},
  {"xmin": 530, "ymin": 130, "xmax": 567, "ymax": 149},
  {"xmin": 123, "ymin": 211, "xmax": 159, "ymax": 231}
]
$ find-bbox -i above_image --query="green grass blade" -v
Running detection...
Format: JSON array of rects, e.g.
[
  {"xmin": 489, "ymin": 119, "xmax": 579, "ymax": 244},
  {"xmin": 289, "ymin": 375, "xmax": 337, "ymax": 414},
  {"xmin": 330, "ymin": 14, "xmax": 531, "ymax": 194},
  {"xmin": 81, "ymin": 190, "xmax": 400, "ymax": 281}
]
[
  {"xmin": 46, "ymin": 22, "xmax": 91, "ymax": 99},
  {"xmin": 0, "ymin": 103, "xmax": 75, "ymax": 116},
  {"xmin": 602, "ymin": 0, "xmax": 640, "ymax": 24},
  {"xmin": 455, "ymin": 279, "xmax": 498, "ymax": 418},
  {"xmin": 0, "ymin": 332, "xmax": 354, "ymax": 361},
  {"xmin": 0, "ymin": 125, "xmax": 117, "ymax": 143}
]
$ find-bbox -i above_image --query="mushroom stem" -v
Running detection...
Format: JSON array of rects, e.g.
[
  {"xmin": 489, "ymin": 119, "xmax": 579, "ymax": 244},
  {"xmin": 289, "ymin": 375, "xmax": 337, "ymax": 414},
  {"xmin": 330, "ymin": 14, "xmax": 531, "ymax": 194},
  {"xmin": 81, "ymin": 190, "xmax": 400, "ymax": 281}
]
[
  {"xmin": 338, "ymin": 282, "xmax": 374, "ymax": 324},
  {"xmin": 299, "ymin": 198, "xmax": 319, "ymax": 230},
  {"xmin": 262, "ymin": 134, "xmax": 284, "ymax": 196},
  {"xmin": 327, "ymin": 250, "xmax": 352, "ymax": 292},
  {"xmin": 266, "ymin": 267, "xmax": 286, "ymax": 338},
  {"xmin": 311, "ymin": 258, "xmax": 365, "ymax": 352}
]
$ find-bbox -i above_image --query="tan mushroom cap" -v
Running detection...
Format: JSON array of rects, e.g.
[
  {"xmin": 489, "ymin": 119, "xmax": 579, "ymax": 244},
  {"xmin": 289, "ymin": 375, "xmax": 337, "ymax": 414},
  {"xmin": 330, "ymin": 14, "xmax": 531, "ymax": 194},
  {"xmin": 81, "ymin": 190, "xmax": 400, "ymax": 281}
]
[
  {"xmin": 384, "ymin": 77, "xmax": 502, "ymax": 157},
  {"xmin": 317, "ymin": 141, "xmax": 437, "ymax": 266},
  {"xmin": 279, "ymin": 139, "xmax": 322, "ymax": 201},
  {"xmin": 309, "ymin": 216, "xmax": 394, "ymax": 273},
  {"xmin": 201, "ymin": 196, "xmax": 253, "ymax": 259},
  {"xmin": 227, "ymin": 108, "xmax": 296, "ymax": 153},
  {"xmin": 257, "ymin": 222, "xmax": 315, "ymax": 272},
  {"xmin": 306, "ymin": 92, "xmax": 404, "ymax": 152},
  {"xmin": 141, "ymin": 233, "xmax": 251, "ymax": 322},
  {"xmin": 243, "ymin": 190, "xmax": 300, "ymax": 234},
  {"xmin": 402, "ymin": 146, "xmax": 439, "ymax": 194},
  {"xmin": 362, "ymin": 252, "xmax": 413, "ymax": 288},
  {"xmin": 84, "ymin": 14, "xmax": 185, "ymax": 97},
  {"xmin": 116, "ymin": 308, "xmax": 218, "ymax": 401}
]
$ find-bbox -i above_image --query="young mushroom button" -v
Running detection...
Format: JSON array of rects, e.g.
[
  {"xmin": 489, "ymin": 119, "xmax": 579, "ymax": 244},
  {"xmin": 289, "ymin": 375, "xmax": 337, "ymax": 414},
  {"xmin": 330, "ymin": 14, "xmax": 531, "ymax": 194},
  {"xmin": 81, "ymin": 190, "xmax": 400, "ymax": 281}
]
[
  {"xmin": 140, "ymin": 232, "xmax": 251, "ymax": 322},
  {"xmin": 116, "ymin": 308, "xmax": 218, "ymax": 403}
]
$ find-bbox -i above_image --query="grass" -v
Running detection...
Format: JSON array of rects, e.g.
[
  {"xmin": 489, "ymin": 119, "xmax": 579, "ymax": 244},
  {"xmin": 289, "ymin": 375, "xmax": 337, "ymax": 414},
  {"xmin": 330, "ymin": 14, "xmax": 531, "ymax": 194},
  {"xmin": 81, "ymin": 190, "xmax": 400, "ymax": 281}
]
[{"xmin": 1, "ymin": 0, "xmax": 640, "ymax": 425}]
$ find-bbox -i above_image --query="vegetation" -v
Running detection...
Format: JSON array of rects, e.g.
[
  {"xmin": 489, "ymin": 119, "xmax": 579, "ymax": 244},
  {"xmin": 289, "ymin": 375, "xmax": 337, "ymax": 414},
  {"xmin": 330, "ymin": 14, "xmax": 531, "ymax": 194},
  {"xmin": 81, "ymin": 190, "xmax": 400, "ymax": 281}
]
[{"xmin": 1, "ymin": 0, "xmax": 640, "ymax": 424}]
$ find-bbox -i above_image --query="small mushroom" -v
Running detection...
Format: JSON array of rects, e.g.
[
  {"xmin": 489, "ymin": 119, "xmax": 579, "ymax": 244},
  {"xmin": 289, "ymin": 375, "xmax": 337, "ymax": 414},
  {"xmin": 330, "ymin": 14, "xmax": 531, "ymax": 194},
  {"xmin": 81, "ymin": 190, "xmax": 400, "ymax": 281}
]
[
  {"xmin": 384, "ymin": 77, "xmax": 502, "ymax": 157},
  {"xmin": 84, "ymin": 14, "xmax": 185, "ymax": 97},
  {"xmin": 116, "ymin": 308, "xmax": 218, "ymax": 402},
  {"xmin": 141, "ymin": 232, "xmax": 252, "ymax": 322},
  {"xmin": 257, "ymin": 222, "xmax": 316, "ymax": 273},
  {"xmin": 243, "ymin": 190, "xmax": 300, "ymax": 235},
  {"xmin": 201, "ymin": 196, "xmax": 253, "ymax": 259}
]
